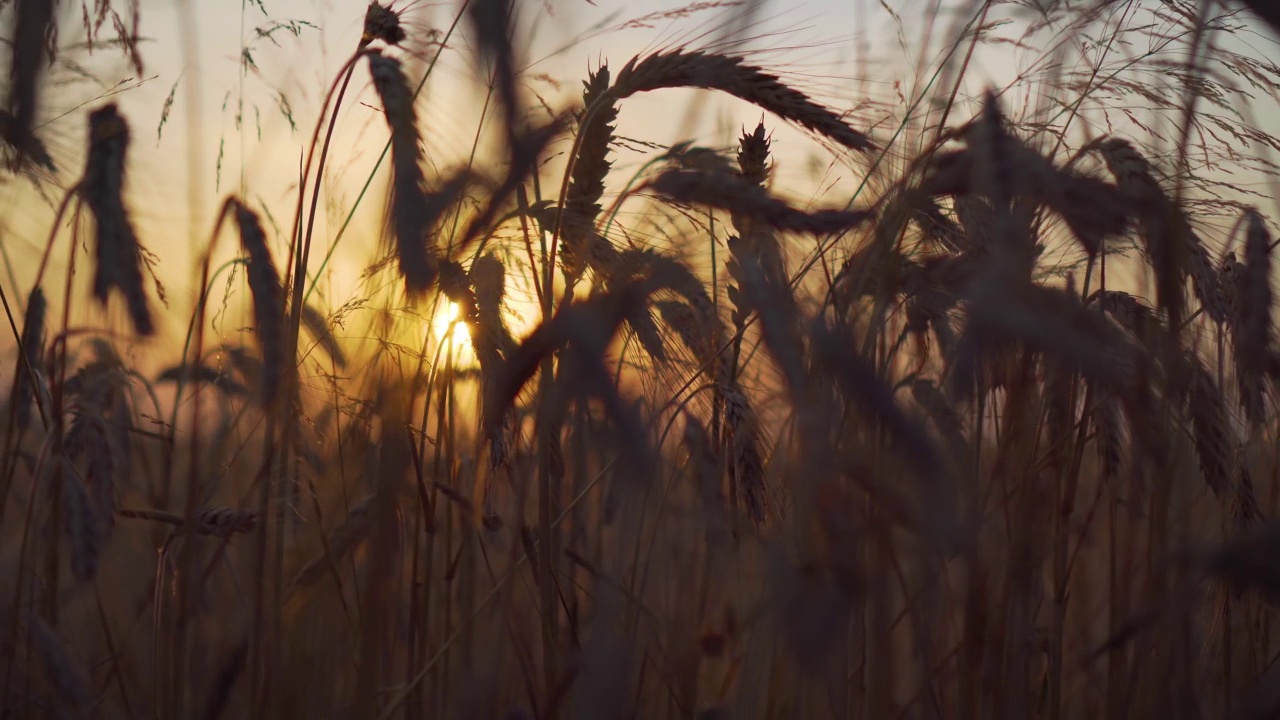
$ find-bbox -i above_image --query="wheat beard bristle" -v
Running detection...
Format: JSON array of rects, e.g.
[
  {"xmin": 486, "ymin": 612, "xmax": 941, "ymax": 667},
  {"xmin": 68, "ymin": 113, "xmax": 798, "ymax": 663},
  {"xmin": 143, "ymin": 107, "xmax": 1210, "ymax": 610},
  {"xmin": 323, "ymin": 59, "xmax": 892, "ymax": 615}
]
[
  {"xmin": 82, "ymin": 103, "xmax": 154, "ymax": 336},
  {"xmin": 232, "ymin": 200, "xmax": 286, "ymax": 404},
  {"xmin": 368, "ymin": 52, "xmax": 438, "ymax": 295}
]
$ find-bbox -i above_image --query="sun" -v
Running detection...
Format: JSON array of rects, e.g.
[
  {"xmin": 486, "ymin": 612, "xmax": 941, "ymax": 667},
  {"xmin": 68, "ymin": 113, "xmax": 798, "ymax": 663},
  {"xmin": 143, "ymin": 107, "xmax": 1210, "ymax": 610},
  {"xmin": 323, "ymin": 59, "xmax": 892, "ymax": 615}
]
[{"xmin": 431, "ymin": 300, "xmax": 473, "ymax": 350}]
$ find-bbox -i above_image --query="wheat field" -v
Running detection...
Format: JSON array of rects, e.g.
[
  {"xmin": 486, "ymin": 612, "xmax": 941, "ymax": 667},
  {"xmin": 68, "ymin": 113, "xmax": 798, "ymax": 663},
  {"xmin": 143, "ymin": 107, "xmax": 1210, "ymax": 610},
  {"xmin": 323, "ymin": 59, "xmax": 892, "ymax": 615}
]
[{"xmin": 4, "ymin": 0, "xmax": 1280, "ymax": 718}]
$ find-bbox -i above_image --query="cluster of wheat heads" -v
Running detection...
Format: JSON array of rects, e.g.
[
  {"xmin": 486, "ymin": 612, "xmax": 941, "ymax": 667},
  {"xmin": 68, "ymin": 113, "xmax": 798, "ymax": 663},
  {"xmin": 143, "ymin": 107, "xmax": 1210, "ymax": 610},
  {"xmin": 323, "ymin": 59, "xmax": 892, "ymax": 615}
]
[{"xmin": 9, "ymin": 0, "xmax": 1280, "ymax": 718}]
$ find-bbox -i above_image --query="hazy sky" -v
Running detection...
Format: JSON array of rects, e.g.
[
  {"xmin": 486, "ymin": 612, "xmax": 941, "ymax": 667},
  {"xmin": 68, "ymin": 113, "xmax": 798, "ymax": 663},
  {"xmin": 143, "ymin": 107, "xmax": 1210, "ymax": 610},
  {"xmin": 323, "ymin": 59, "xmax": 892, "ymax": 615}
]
[
  {"xmin": 2, "ymin": 0, "xmax": 916, "ymax": 330},
  {"xmin": 13, "ymin": 1, "xmax": 891, "ymax": 261},
  {"xmin": 8, "ymin": 0, "xmax": 1279, "ymax": 351}
]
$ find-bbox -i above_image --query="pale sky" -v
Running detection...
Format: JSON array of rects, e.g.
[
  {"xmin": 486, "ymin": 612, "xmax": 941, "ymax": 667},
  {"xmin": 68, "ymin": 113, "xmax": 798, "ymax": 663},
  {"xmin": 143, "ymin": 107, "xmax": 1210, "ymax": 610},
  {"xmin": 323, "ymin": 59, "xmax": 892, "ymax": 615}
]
[
  {"xmin": 5, "ymin": 0, "xmax": 1279, "ymax": 359},
  {"xmin": 4, "ymin": 0, "xmax": 909, "ymax": 340}
]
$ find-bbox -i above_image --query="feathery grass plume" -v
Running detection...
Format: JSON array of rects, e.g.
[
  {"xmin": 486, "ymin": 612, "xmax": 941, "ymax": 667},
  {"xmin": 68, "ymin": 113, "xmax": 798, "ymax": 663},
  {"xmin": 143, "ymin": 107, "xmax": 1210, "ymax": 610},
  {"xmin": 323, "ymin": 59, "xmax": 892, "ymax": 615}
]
[
  {"xmin": 1189, "ymin": 362, "xmax": 1233, "ymax": 498},
  {"xmin": 14, "ymin": 286, "xmax": 46, "ymax": 429},
  {"xmin": 560, "ymin": 65, "xmax": 617, "ymax": 278},
  {"xmin": 368, "ymin": 51, "xmax": 437, "ymax": 295},
  {"xmin": 1088, "ymin": 136, "xmax": 1229, "ymax": 327},
  {"xmin": 649, "ymin": 168, "xmax": 873, "ymax": 235},
  {"xmin": 26, "ymin": 614, "xmax": 92, "ymax": 716},
  {"xmin": 232, "ymin": 200, "xmax": 286, "ymax": 404},
  {"xmin": 291, "ymin": 496, "xmax": 374, "ymax": 590},
  {"xmin": 300, "ymin": 303, "xmax": 347, "ymax": 369},
  {"xmin": 360, "ymin": 1, "xmax": 405, "ymax": 48},
  {"xmin": 608, "ymin": 50, "xmax": 874, "ymax": 152},
  {"xmin": 6, "ymin": 0, "xmax": 54, "ymax": 173},
  {"xmin": 81, "ymin": 103, "xmax": 153, "ymax": 335}
]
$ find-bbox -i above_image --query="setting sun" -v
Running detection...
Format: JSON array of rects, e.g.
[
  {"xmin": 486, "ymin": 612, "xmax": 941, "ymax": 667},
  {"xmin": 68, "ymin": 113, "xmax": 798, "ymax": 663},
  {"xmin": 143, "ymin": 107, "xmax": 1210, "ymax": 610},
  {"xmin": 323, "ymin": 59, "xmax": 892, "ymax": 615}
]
[{"xmin": 431, "ymin": 300, "xmax": 473, "ymax": 351}]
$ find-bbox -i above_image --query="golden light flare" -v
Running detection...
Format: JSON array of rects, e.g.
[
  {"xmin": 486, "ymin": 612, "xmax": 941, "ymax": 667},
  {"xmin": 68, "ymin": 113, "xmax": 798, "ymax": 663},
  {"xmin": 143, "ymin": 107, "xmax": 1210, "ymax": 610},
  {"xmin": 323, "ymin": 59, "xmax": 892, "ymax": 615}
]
[{"xmin": 430, "ymin": 300, "xmax": 476, "ymax": 363}]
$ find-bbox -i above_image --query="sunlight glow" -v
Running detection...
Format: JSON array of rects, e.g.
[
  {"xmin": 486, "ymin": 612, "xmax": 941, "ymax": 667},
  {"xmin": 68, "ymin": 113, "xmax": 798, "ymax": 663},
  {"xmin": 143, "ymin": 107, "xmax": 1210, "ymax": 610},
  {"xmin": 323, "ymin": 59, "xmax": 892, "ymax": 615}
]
[{"xmin": 431, "ymin": 300, "xmax": 473, "ymax": 352}]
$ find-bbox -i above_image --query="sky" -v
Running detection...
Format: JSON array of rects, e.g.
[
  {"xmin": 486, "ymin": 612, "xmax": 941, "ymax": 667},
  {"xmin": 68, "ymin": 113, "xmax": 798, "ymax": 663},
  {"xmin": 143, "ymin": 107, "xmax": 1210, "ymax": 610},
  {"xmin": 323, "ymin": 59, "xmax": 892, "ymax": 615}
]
[
  {"xmin": 1, "ymin": 0, "xmax": 910, "ymax": 342},
  {"xmin": 6, "ymin": 0, "xmax": 1280, "ymax": 361}
]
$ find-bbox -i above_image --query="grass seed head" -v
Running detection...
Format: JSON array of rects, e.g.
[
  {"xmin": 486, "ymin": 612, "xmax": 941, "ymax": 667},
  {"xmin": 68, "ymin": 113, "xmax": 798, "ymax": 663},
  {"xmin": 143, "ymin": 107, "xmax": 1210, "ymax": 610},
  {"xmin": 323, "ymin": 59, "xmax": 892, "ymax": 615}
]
[
  {"xmin": 82, "ymin": 103, "xmax": 154, "ymax": 336},
  {"xmin": 610, "ymin": 50, "xmax": 874, "ymax": 152},
  {"xmin": 232, "ymin": 200, "xmax": 286, "ymax": 404},
  {"xmin": 361, "ymin": 1, "xmax": 405, "ymax": 47},
  {"xmin": 368, "ymin": 51, "xmax": 438, "ymax": 296},
  {"xmin": 5, "ymin": 0, "xmax": 54, "ymax": 173}
]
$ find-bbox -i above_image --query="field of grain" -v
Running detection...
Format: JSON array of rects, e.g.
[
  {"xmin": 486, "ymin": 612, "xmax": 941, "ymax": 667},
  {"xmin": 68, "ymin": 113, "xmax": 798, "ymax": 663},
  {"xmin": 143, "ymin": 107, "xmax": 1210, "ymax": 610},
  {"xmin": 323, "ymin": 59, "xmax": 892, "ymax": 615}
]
[{"xmin": 4, "ymin": 0, "xmax": 1280, "ymax": 718}]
